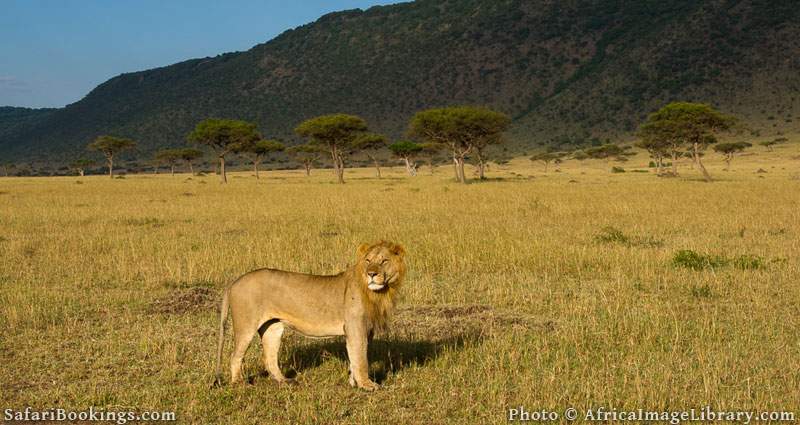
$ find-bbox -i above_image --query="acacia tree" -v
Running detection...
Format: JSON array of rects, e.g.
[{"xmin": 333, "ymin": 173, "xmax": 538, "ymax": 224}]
[
  {"xmin": 389, "ymin": 141, "xmax": 423, "ymax": 176},
  {"xmin": 237, "ymin": 139, "xmax": 285, "ymax": 179},
  {"xmin": 714, "ymin": 142, "xmax": 751, "ymax": 170},
  {"xmin": 759, "ymin": 137, "xmax": 787, "ymax": 152},
  {"xmin": 353, "ymin": 133, "xmax": 388, "ymax": 178},
  {"xmin": 295, "ymin": 114, "xmax": 367, "ymax": 184},
  {"xmin": 530, "ymin": 151, "xmax": 566, "ymax": 172},
  {"xmin": 154, "ymin": 149, "xmax": 182, "ymax": 176},
  {"xmin": 468, "ymin": 111, "xmax": 510, "ymax": 180},
  {"xmin": 87, "ymin": 135, "xmax": 137, "ymax": 178},
  {"xmin": 1, "ymin": 163, "xmax": 12, "ymax": 177},
  {"xmin": 419, "ymin": 142, "xmax": 444, "ymax": 175},
  {"xmin": 70, "ymin": 158, "xmax": 95, "ymax": 177},
  {"xmin": 286, "ymin": 144, "xmax": 321, "ymax": 176},
  {"xmin": 409, "ymin": 106, "xmax": 509, "ymax": 183},
  {"xmin": 637, "ymin": 119, "xmax": 686, "ymax": 176},
  {"xmin": 639, "ymin": 102, "xmax": 736, "ymax": 182},
  {"xmin": 178, "ymin": 148, "xmax": 204, "ymax": 175},
  {"xmin": 187, "ymin": 119, "xmax": 260, "ymax": 184}
]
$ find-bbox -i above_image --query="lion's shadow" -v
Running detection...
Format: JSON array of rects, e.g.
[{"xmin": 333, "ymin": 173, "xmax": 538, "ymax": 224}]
[{"xmin": 273, "ymin": 330, "xmax": 484, "ymax": 384}]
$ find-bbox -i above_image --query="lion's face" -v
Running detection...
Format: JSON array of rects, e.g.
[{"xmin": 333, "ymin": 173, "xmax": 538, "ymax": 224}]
[{"xmin": 357, "ymin": 241, "xmax": 406, "ymax": 292}]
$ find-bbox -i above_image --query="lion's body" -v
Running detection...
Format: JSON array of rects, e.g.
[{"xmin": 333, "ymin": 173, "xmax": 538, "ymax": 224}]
[{"xmin": 215, "ymin": 241, "xmax": 406, "ymax": 390}]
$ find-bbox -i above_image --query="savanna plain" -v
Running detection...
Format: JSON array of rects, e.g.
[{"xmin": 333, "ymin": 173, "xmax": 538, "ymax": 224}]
[{"xmin": 1, "ymin": 146, "xmax": 799, "ymax": 424}]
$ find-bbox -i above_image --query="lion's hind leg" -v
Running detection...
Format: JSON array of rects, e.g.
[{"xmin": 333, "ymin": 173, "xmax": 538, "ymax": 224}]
[
  {"xmin": 230, "ymin": 320, "xmax": 258, "ymax": 384},
  {"xmin": 259, "ymin": 321, "xmax": 293, "ymax": 384}
]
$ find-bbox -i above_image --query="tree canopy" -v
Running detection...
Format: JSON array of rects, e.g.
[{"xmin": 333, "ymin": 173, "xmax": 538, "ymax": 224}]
[
  {"xmin": 639, "ymin": 102, "xmax": 737, "ymax": 181},
  {"xmin": 295, "ymin": 114, "xmax": 368, "ymax": 183},
  {"xmin": 409, "ymin": 106, "xmax": 509, "ymax": 183},
  {"xmin": 187, "ymin": 119, "xmax": 260, "ymax": 183},
  {"xmin": 87, "ymin": 135, "xmax": 137, "ymax": 178}
]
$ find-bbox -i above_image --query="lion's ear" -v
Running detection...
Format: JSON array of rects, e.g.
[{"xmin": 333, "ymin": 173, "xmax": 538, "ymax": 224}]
[
  {"xmin": 392, "ymin": 243, "xmax": 406, "ymax": 257},
  {"xmin": 357, "ymin": 243, "xmax": 371, "ymax": 258}
]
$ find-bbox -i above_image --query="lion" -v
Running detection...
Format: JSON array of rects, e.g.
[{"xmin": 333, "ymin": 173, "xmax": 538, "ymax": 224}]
[{"xmin": 214, "ymin": 240, "xmax": 406, "ymax": 390}]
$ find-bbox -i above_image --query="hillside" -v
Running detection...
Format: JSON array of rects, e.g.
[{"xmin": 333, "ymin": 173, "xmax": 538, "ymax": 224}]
[{"xmin": 2, "ymin": 0, "xmax": 800, "ymax": 165}]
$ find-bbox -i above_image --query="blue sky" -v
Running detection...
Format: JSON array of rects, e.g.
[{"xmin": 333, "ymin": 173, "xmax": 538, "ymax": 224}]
[{"xmin": 0, "ymin": 0, "xmax": 400, "ymax": 108}]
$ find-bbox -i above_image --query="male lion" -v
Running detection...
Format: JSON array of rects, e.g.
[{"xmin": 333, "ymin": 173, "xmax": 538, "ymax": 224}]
[{"xmin": 214, "ymin": 240, "xmax": 406, "ymax": 390}]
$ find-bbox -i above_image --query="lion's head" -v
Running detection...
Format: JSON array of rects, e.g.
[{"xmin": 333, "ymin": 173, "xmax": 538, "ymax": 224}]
[
  {"xmin": 356, "ymin": 240, "xmax": 406, "ymax": 292},
  {"xmin": 354, "ymin": 241, "xmax": 406, "ymax": 332}
]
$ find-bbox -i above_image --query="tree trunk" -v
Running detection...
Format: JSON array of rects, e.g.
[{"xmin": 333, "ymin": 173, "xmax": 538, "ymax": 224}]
[
  {"xmin": 476, "ymin": 151, "xmax": 486, "ymax": 180},
  {"xmin": 403, "ymin": 157, "xmax": 413, "ymax": 176},
  {"xmin": 429, "ymin": 162, "xmax": 435, "ymax": 175},
  {"xmin": 2, "ymin": 166, "xmax": 7, "ymax": 177},
  {"xmin": 456, "ymin": 156, "xmax": 467, "ymax": 184},
  {"xmin": 655, "ymin": 156, "xmax": 663, "ymax": 175},
  {"xmin": 335, "ymin": 153, "xmax": 345, "ymax": 184},
  {"xmin": 671, "ymin": 152, "xmax": 679, "ymax": 175},
  {"xmin": 693, "ymin": 142, "xmax": 712, "ymax": 182},
  {"xmin": 171, "ymin": 165, "xmax": 175, "ymax": 176},
  {"xmin": 188, "ymin": 162, "xmax": 194, "ymax": 175},
  {"xmin": 79, "ymin": 169, "xmax": 85, "ymax": 177},
  {"xmin": 372, "ymin": 158, "xmax": 381, "ymax": 179},
  {"xmin": 724, "ymin": 155, "xmax": 731, "ymax": 171},
  {"xmin": 304, "ymin": 162, "xmax": 311, "ymax": 176},
  {"xmin": 330, "ymin": 148, "xmax": 344, "ymax": 183},
  {"xmin": 452, "ymin": 155, "xmax": 459, "ymax": 180},
  {"xmin": 254, "ymin": 160, "xmax": 260, "ymax": 179},
  {"xmin": 219, "ymin": 156, "xmax": 227, "ymax": 184},
  {"xmin": 107, "ymin": 155, "xmax": 114, "ymax": 178},
  {"xmin": 544, "ymin": 161, "xmax": 549, "ymax": 173}
]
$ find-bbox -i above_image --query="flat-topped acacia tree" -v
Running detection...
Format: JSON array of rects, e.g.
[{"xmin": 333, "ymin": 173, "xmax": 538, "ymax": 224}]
[
  {"xmin": 87, "ymin": 135, "xmax": 137, "ymax": 178},
  {"xmin": 530, "ymin": 151, "xmax": 567, "ymax": 173},
  {"xmin": 178, "ymin": 148, "xmax": 204, "ymax": 175},
  {"xmin": 237, "ymin": 139, "xmax": 285, "ymax": 179},
  {"xmin": 295, "ymin": 114, "xmax": 367, "ymax": 184},
  {"xmin": 187, "ymin": 119, "xmax": 260, "ymax": 184},
  {"xmin": 286, "ymin": 144, "xmax": 322, "ymax": 176},
  {"xmin": 713, "ymin": 142, "xmax": 752, "ymax": 170},
  {"xmin": 409, "ymin": 106, "xmax": 509, "ymax": 183},
  {"xmin": 639, "ymin": 102, "xmax": 737, "ymax": 182},
  {"xmin": 353, "ymin": 133, "xmax": 388, "ymax": 178},
  {"xmin": 70, "ymin": 158, "xmax": 95, "ymax": 177},
  {"xmin": 389, "ymin": 140, "xmax": 423, "ymax": 176},
  {"xmin": 154, "ymin": 149, "xmax": 182, "ymax": 176}
]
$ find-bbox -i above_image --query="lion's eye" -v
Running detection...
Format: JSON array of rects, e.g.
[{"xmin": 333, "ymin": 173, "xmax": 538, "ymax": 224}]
[
  {"xmin": 365, "ymin": 259, "xmax": 371, "ymax": 264},
  {"xmin": 381, "ymin": 259, "xmax": 388, "ymax": 265}
]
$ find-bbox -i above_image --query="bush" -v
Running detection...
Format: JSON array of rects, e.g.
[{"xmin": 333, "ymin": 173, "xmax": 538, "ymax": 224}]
[
  {"xmin": 595, "ymin": 226, "xmax": 663, "ymax": 247},
  {"xmin": 611, "ymin": 166, "xmax": 626, "ymax": 173},
  {"xmin": 732, "ymin": 255, "xmax": 766, "ymax": 270},
  {"xmin": 595, "ymin": 226, "xmax": 629, "ymax": 244},
  {"xmin": 672, "ymin": 250, "xmax": 728, "ymax": 270}
]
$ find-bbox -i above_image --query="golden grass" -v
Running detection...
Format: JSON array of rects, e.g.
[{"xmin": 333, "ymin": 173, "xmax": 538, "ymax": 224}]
[{"xmin": 1, "ymin": 144, "xmax": 799, "ymax": 424}]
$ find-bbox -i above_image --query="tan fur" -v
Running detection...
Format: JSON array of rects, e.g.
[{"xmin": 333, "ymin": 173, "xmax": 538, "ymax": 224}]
[{"xmin": 214, "ymin": 241, "xmax": 406, "ymax": 391}]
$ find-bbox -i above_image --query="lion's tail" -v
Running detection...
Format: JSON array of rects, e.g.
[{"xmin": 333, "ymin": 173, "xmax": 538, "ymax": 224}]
[{"xmin": 213, "ymin": 286, "xmax": 230, "ymax": 386}]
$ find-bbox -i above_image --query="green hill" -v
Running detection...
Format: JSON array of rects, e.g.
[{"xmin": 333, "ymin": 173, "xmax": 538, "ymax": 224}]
[{"xmin": 2, "ymin": 0, "xmax": 799, "ymax": 166}]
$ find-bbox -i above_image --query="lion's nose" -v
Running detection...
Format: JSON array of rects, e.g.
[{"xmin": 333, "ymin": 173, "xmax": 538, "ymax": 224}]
[{"xmin": 367, "ymin": 271, "xmax": 378, "ymax": 278}]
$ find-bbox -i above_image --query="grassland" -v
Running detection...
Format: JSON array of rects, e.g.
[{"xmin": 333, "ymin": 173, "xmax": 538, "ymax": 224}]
[{"xmin": 1, "ymin": 144, "xmax": 799, "ymax": 424}]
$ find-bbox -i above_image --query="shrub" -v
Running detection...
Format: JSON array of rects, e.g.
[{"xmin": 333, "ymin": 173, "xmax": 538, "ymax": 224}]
[
  {"xmin": 595, "ymin": 226, "xmax": 630, "ymax": 244},
  {"xmin": 595, "ymin": 226, "xmax": 662, "ymax": 247},
  {"xmin": 672, "ymin": 250, "xmax": 728, "ymax": 270},
  {"xmin": 732, "ymin": 255, "xmax": 766, "ymax": 270},
  {"xmin": 611, "ymin": 166, "xmax": 626, "ymax": 173}
]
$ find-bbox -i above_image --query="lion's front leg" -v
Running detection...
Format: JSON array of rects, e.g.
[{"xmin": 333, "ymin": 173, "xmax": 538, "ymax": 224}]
[{"xmin": 344, "ymin": 324, "xmax": 379, "ymax": 391}]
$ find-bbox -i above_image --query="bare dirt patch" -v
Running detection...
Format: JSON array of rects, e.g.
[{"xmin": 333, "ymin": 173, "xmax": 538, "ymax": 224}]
[{"xmin": 149, "ymin": 287, "xmax": 218, "ymax": 314}]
